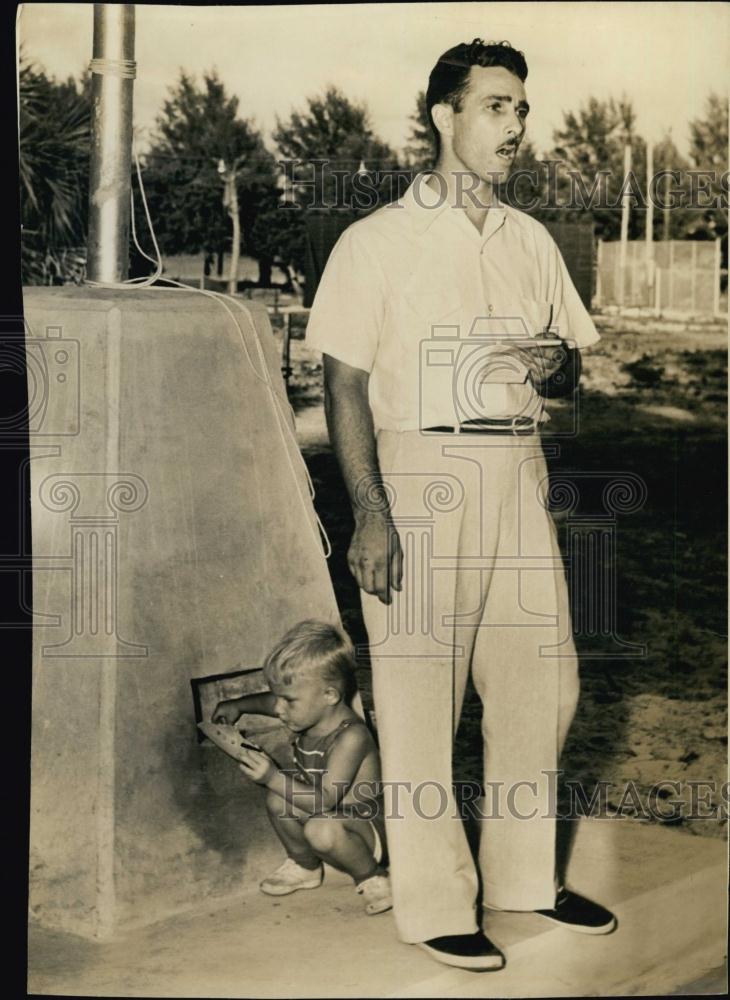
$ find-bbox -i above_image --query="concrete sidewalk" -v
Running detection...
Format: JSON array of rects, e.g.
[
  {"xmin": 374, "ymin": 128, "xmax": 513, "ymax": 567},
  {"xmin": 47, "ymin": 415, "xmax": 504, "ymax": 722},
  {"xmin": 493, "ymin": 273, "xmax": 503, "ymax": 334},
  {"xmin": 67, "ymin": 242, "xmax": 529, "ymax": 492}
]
[{"xmin": 28, "ymin": 818, "xmax": 727, "ymax": 998}]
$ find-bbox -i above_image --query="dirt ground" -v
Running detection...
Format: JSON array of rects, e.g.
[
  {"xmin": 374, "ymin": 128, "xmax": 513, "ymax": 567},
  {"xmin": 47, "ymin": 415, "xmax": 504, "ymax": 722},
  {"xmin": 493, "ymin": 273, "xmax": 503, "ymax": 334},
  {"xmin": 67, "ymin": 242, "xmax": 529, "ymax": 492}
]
[{"xmin": 280, "ymin": 312, "xmax": 727, "ymax": 840}]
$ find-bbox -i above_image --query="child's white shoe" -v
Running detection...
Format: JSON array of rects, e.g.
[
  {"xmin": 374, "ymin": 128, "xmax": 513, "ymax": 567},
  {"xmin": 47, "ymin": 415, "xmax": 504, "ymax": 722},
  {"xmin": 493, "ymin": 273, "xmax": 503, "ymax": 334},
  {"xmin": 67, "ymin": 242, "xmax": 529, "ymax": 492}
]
[
  {"xmin": 259, "ymin": 857, "xmax": 324, "ymax": 896},
  {"xmin": 356, "ymin": 873, "xmax": 392, "ymax": 915}
]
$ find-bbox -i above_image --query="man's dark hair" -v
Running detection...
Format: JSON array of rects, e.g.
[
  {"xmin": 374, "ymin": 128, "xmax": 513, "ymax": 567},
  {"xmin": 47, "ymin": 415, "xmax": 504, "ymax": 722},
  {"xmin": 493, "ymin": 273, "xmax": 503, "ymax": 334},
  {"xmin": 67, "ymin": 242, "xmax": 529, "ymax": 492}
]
[{"xmin": 426, "ymin": 38, "xmax": 528, "ymax": 156}]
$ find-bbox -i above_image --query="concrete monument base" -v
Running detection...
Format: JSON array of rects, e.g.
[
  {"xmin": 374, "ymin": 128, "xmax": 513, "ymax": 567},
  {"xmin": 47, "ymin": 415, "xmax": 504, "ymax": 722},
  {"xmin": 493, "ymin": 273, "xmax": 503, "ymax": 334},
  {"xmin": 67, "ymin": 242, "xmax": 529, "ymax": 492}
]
[{"xmin": 24, "ymin": 287, "xmax": 339, "ymax": 939}]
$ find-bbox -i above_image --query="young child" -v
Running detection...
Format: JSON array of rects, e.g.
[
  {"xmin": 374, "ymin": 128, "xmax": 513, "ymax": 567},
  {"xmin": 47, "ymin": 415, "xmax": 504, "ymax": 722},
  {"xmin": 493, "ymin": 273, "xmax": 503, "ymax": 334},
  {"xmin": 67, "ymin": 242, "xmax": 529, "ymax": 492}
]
[{"xmin": 213, "ymin": 619, "xmax": 391, "ymax": 915}]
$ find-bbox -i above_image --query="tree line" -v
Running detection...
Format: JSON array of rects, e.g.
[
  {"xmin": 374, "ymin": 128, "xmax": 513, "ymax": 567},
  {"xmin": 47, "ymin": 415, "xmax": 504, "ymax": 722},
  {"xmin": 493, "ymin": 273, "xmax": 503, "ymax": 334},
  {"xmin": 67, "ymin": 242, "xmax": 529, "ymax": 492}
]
[{"xmin": 18, "ymin": 55, "xmax": 728, "ymax": 286}]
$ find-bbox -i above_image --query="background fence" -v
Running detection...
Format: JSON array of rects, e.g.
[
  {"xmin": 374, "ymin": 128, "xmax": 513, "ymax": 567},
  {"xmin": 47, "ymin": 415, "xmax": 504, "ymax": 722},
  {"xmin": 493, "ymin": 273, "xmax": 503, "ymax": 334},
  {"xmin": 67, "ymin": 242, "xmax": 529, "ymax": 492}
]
[
  {"xmin": 543, "ymin": 218, "xmax": 596, "ymax": 311},
  {"xmin": 597, "ymin": 238, "xmax": 725, "ymax": 314},
  {"xmin": 304, "ymin": 213, "xmax": 597, "ymax": 310}
]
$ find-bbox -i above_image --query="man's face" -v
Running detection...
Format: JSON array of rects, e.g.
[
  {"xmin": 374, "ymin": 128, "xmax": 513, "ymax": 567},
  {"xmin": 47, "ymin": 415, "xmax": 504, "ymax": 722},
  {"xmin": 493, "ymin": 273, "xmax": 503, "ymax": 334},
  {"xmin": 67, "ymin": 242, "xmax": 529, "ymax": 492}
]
[{"xmin": 446, "ymin": 65, "xmax": 529, "ymax": 183}]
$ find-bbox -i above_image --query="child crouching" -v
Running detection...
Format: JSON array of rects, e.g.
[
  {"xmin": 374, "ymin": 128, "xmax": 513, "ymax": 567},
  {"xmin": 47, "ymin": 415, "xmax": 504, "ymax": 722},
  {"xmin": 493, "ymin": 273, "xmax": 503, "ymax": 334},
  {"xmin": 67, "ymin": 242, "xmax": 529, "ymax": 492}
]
[{"xmin": 213, "ymin": 620, "xmax": 391, "ymax": 915}]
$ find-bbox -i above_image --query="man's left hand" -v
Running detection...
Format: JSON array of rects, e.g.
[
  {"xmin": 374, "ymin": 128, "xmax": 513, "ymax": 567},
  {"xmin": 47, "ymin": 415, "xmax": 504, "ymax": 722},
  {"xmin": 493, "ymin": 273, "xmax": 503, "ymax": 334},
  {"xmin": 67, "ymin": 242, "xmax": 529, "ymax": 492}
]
[
  {"xmin": 521, "ymin": 344, "xmax": 582, "ymax": 398},
  {"xmin": 520, "ymin": 344, "xmax": 568, "ymax": 381}
]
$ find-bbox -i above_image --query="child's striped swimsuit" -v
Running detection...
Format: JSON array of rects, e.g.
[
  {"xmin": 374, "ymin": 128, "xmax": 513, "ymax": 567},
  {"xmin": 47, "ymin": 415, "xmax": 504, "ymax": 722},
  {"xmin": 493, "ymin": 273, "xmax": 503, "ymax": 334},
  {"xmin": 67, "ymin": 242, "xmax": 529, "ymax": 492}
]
[{"xmin": 292, "ymin": 718, "xmax": 385, "ymax": 864}]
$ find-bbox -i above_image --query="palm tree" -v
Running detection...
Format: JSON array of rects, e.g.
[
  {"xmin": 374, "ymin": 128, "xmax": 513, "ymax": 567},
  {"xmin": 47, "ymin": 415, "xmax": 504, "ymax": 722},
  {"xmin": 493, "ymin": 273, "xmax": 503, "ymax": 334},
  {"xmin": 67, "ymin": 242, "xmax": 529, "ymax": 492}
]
[{"xmin": 19, "ymin": 54, "xmax": 91, "ymax": 284}]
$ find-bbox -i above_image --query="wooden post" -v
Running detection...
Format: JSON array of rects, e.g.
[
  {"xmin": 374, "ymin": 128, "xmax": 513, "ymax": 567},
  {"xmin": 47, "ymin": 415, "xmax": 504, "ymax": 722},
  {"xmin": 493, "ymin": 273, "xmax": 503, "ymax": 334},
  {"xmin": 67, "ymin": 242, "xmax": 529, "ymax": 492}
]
[
  {"xmin": 691, "ymin": 241, "xmax": 697, "ymax": 314},
  {"xmin": 626, "ymin": 240, "xmax": 638, "ymax": 305},
  {"xmin": 219, "ymin": 160, "xmax": 241, "ymax": 296},
  {"xmin": 645, "ymin": 141, "xmax": 655, "ymax": 306},
  {"xmin": 227, "ymin": 173, "xmax": 240, "ymax": 297},
  {"xmin": 713, "ymin": 237, "xmax": 721, "ymax": 316},
  {"xmin": 282, "ymin": 311, "xmax": 292, "ymax": 385},
  {"xmin": 663, "ymin": 170, "xmax": 671, "ymax": 242},
  {"xmin": 618, "ymin": 142, "xmax": 632, "ymax": 307}
]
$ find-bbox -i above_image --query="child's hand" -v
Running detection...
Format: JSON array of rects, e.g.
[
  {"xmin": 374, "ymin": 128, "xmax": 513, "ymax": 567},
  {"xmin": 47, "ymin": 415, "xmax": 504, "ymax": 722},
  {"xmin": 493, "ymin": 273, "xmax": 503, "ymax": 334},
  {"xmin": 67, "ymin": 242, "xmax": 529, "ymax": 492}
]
[
  {"xmin": 212, "ymin": 699, "xmax": 241, "ymax": 725},
  {"xmin": 238, "ymin": 747, "xmax": 278, "ymax": 785}
]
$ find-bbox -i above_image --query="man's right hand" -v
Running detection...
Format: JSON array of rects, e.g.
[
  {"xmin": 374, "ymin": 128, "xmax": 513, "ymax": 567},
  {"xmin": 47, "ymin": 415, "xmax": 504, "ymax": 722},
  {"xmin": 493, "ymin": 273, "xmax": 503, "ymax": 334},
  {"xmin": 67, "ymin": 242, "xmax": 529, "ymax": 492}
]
[
  {"xmin": 212, "ymin": 700, "xmax": 241, "ymax": 726},
  {"xmin": 348, "ymin": 511, "xmax": 403, "ymax": 605}
]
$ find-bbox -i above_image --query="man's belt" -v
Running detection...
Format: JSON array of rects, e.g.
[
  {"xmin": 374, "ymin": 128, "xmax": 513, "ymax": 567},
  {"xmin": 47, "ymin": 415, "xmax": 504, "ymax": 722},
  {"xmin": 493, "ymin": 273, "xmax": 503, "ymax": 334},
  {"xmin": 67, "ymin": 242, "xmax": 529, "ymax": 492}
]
[{"xmin": 422, "ymin": 417, "xmax": 537, "ymax": 436}]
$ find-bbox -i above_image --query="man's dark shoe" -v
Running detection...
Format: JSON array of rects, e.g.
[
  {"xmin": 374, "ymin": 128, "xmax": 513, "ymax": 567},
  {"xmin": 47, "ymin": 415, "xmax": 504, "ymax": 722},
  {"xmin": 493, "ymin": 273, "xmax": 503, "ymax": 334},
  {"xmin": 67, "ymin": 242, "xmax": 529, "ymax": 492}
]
[
  {"xmin": 535, "ymin": 888, "xmax": 617, "ymax": 934},
  {"xmin": 416, "ymin": 930, "xmax": 506, "ymax": 970}
]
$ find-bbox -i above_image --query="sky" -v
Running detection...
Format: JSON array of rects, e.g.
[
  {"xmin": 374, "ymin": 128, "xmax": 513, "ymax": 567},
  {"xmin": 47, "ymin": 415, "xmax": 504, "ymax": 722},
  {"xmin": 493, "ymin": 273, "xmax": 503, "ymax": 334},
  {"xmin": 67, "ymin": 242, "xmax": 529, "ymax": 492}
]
[{"xmin": 17, "ymin": 2, "xmax": 730, "ymax": 158}]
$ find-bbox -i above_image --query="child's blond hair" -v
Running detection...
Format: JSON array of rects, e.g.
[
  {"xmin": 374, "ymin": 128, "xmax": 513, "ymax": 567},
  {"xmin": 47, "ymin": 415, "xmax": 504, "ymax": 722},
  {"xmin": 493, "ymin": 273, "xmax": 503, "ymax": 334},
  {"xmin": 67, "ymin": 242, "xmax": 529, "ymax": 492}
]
[{"xmin": 263, "ymin": 619, "xmax": 356, "ymax": 699}]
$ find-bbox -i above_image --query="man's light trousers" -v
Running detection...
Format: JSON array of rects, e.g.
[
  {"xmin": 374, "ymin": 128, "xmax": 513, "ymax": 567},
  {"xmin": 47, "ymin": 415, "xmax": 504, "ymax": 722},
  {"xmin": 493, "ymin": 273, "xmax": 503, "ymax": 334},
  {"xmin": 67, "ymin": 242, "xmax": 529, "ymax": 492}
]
[{"xmin": 361, "ymin": 429, "xmax": 580, "ymax": 944}]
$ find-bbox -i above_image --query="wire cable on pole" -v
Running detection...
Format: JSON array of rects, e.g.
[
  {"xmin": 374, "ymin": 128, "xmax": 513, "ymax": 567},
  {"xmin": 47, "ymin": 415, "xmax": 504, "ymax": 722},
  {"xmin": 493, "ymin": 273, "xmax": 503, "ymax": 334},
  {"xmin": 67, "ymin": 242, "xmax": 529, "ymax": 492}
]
[
  {"xmin": 89, "ymin": 57, "xmax": 137, "ymax": 80},
  {"xmin": 87, "ymin": 143, "xmax": 332, "ymax": 560}
]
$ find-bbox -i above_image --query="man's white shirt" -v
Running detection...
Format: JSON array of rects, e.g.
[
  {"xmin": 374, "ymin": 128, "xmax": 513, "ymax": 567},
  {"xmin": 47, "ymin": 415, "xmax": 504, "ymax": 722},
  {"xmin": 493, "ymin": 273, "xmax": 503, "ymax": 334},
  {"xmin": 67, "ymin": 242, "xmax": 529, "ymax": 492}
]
[{"xmin": 305, "ymin": 173, "xmax": 601, "ymax": 432}]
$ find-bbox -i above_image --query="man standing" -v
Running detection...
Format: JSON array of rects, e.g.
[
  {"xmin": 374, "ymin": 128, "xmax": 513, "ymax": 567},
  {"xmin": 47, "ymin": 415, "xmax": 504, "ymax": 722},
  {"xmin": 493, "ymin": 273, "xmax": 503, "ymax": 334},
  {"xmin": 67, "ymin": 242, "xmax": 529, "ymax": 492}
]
[{"xmin": 306, "ymin": 39, "xmax": 616, "ymax": 970}]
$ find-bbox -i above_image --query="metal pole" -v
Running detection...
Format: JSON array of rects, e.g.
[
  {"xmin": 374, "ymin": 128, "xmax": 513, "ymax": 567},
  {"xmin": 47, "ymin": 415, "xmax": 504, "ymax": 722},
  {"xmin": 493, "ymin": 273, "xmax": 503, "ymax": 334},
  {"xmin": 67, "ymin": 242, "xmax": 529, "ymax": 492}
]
[
  {"xmin": 87, "ymin": 4, "xmax": 136, "ymax": 283},
  {"xmin": 618, "ymin": 142, "xmax": 632, "ymax": 307}
]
